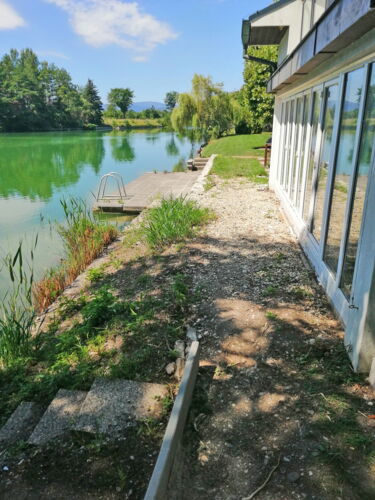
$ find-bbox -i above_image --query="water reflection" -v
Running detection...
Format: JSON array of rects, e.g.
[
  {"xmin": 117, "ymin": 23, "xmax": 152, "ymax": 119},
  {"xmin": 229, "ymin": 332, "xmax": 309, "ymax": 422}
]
[
  {"xmin": 0, "ymin": 133, "xmax": 105, "ymax": 200},
  {"xmin": 109, "ymin": 133, "xmax": 135, "ymax": 162}
]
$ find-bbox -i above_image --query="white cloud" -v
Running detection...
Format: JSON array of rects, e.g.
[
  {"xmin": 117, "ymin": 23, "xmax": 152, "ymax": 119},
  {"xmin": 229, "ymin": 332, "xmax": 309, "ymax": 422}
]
[
  {"xmin": 0, "ymin": 0, "xmax": 25, "ymax": 30},
  {"xmin": 37, "ymin": 50, "xmax": 70, "ymax": 60},
  {"xmin": 45, "ymin": 0, "xmax": 178, "ymax": 60}
]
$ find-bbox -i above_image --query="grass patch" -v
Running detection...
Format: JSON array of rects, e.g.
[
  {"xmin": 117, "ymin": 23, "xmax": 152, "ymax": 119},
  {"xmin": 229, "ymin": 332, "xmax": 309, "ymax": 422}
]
[
  {"xmin": 211, "ymin": 156, "xmax": 268, "ymax": 183},
  {"xmin": 202, "ymin": 133, "xmax": 271, "ymax": 157},
  {"xmin": 141, "ymin": 196, "xmax": 212, "ymax": 250},
  {"xmin": 0, "ymin": 272, "xmax": 192, "ymax": 426},
  {"xmin": 33, "ymin": 198, "xmax": 118, "ymax": 312}
]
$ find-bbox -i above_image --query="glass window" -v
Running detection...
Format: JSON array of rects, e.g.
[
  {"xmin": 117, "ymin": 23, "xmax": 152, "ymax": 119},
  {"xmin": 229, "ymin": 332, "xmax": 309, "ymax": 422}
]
[
  {"xmin": 303, "ymin": 90, "xmax": 321, "ymax": 222},
  {"xmin": 324, "ymin": 68, "xmax": 365, "ymax": 275},
  {"xmin": 283, "ymin": 100, "xmax": 295, "ymax": 189},
  {"xmin": 296, "ymin": 93, "xmax": 311, "ymax": 210},
  {"xmin": 279, "ymin": 101, "xmax": 290, "ymax": 184},
  {"xmin": 290, "ymin": 96, "xmax": 304, "ymax": 203},
  {"xmin": 340, "ymin": 67, "xmax": 375, "ymax": 297},
  {"xmin": 311, "ymin": 83, "xmax": 339, "ymax": 242}
]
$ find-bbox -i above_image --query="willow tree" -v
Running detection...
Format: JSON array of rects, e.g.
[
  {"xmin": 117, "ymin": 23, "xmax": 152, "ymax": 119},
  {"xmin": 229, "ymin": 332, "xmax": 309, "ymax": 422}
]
[{"xmin": 171, "ymin": 74, "xmax": 233, "ymax": 141}]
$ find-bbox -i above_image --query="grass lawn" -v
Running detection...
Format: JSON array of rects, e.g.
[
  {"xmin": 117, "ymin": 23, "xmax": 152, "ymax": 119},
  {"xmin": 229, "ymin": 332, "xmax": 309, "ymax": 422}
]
[
  {"xmin": 202, "ymin": 133, "xmax": 271, "ymax": 157},
  {"xmin": 210, "ymin": 156, "xmax": 268, "ymax": 183},
  {"xmin": 103, "ymin": 117, "xmax": 163, "ymax": 128}
]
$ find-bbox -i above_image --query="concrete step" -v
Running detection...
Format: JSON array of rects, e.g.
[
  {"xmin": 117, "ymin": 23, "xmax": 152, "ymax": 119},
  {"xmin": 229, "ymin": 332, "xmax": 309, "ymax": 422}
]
[
  {"xmin": 0, "ymin": 402, "xmax": 45, "ymax": 449},
  {"xmin": 28, "ymin": 389, "xmax": 87, "ymax": 446},
  {"xmin": 74, "ymin": 378, "xmax": 167, "ymax": 435}
]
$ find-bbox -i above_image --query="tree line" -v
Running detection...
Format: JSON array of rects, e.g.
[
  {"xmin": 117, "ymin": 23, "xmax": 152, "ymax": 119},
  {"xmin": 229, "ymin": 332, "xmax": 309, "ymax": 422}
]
[
  {"xmin": 0, "ymin": 49, "xmax": 103, "ymax": 132},
  {"xmin": 171, "ymin": 46, "xmax": 278, "ymax": 141},
  {"xmin": 0, "ymin": 46, "xmax": 277, "ymax": 137}
]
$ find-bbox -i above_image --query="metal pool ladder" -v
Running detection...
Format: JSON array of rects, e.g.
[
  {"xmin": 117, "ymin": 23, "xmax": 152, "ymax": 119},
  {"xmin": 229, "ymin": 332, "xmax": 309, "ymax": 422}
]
[{"xmin": 96, "ymin": 172, "xmax": 127, "ymax": 202}]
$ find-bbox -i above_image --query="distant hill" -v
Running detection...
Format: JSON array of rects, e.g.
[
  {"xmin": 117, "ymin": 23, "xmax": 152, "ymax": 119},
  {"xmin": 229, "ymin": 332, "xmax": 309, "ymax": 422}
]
[{"xmin": 130, "ymin": 101, "xmax": 166, "ymax": 112}]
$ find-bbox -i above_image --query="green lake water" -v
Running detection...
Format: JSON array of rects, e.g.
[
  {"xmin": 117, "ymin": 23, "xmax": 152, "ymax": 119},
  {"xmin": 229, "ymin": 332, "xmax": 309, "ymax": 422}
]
[{"xmin": 0, "ymin": 130, "xmax": 196, "ymax": 294}]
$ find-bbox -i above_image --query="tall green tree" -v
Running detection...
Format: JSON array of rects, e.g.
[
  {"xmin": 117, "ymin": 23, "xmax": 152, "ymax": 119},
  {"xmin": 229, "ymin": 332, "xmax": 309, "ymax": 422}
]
[
  {"xmin": 242, "ymin": 45, "xmax": 278, "ymax": 133},
  {"xmin": 171, "ymin": 74, "xmax": 233, "ymax": 141},
  {"xmin": 0, "ymin": 48, "xmax": 85, "ymax": 132},
  {"xmin": 107, "ymin": 88, "xmax": 134, "ymax": 117},
  {"xmin": 82, "ymin": 79, "xmax": 103, "ymax": 125},
  {"xmin": 164, "ymin": 91, "xmax": 179, "ymax": 111}
]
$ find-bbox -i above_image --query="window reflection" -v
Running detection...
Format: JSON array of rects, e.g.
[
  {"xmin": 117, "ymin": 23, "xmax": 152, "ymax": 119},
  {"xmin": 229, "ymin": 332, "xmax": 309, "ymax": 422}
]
[
  {"xmin": 324, "ymin": 68, "xmax": 365, "ymax": 276},
  {"xmin": 312, "ymin": 84, "xmax": 339, "ymax": 242},
  {"xmin": 303, "ymin": 90, "xmax": 321, "ymax": 222},
  {"xmin": 340, "ymin": 67, "xmax": 375, "ymax": 297},
  {"xmin": 296, "ymin": 94, "xmax": 310, "ymax": 210}
]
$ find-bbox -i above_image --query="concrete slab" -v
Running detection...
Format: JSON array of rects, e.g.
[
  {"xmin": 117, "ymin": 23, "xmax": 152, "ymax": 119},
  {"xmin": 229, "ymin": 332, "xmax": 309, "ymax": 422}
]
[
  {"xmin": 74, "ymin": 378, "xmax": 167, "ymax": 435},
  {"xmin": 28, "ymin": 389, "xmax": 87, "ymax": 446},
  {"xmin": 93, "ymin": 171, "xmax": 200, "ymax": 213},
  {"xmin": 0, "ymin": 402, "xmax": 44, "ymax": 449}
]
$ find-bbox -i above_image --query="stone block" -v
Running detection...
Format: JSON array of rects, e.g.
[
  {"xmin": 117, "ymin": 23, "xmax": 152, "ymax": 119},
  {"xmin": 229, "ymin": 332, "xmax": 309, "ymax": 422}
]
[
  {"xmin": 74, "ymin": 378, "xmax": 167, "ymax": 435},
  {"xmin": 0, "ymin": 402, "xmax": 44, "ymax": 449},
  {"xmin": 28, "ymin": 389, "xmax": 87, "ymax": 446}
]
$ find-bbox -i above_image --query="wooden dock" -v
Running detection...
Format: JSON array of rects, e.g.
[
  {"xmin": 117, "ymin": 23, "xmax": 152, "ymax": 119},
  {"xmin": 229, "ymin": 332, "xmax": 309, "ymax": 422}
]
[{"xmin": 93, "ymin": 171, "xmax": 201, "ymax": 213}]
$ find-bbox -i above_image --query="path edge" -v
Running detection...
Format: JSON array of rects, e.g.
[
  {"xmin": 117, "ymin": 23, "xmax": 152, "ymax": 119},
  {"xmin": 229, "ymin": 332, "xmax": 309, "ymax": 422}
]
[{"xmin": 144, "ymin": 341, "xmax": 200, "ymax": 500}]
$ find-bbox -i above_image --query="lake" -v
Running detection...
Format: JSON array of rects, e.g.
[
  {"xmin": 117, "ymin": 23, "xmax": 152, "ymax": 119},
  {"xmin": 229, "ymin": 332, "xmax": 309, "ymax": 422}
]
[{"xmin": 0, "ymin": 130, "xmax": 196, "ymax": 294}]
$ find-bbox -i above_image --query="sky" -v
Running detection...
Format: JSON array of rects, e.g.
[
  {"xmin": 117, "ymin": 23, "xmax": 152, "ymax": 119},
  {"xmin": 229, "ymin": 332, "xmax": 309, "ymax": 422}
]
[{"xmin": 0, "ymin": 0, "xmax": 271, "ymax": 103}]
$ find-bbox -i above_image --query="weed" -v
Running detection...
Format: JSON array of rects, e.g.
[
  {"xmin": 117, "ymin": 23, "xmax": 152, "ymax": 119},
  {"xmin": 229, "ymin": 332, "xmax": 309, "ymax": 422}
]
[
  {"xmin": 82, "ymin": 287, "xmax": 121, "ymax": 328},
  {"xmin": 87, "ymin": 266, "xmax": 106, "ymax": 282},
  {"xmin": 117, "ymin": 468, "xmax": 127, "ymax": 491},
  {"xmin": 204, "ymin": 176, "xmax": 216, "ymax": 191},
  {"xmin": 263, "ymin": 285, "xmax": 278, "ymax": 297},
  {"xmin": 265, "ymin": 311, "xmax": 278, "ymax": 320},
  {"xmin": 141, "ymin": 196, "xmax": 212, "ymax": 250},
  {"xmin": 58, "ymin": 294, "xmax": 87, "ymax": 319}
]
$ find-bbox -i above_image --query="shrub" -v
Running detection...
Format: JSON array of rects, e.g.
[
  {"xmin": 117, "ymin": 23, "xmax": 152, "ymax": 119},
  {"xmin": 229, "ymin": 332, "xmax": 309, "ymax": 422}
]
[{"xmin": 141, "ymin": 197, "xmax": 212, "ymax": 250}]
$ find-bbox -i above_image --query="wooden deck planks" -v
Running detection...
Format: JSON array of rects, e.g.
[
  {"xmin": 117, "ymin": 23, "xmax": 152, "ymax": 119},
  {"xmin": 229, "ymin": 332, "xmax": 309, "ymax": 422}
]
[{"xmin": 93, "ymin": 171, "xmax": 200, "ymax": 213}]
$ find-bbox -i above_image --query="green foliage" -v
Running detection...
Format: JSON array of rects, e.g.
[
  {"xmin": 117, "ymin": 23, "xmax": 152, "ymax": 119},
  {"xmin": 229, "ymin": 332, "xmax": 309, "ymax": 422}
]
[
  {"xmin": 107, "ymin": 88, "xmax": 134, "ymax": 118},
  {"xmin": 87, "ymin": 266, "xmax": 106, "ymax": 283},
  {"xmin": 202, "ymin": 133, "xmax": 271, "ymax": 157},
  {"xmin": 0, "ymin": 48, "xmax": 97, "ymax": 132},
  {"xmin": 141, "ymin": 197, "xmax": 212, "ymax": 250},
  {"xmin": 81, "ymin": 79, "xmax": 103, "ymax": 126},
  {"xmin": 33, "ymin": 198, "xmax": 118, "ymax": 311},
  {"xmin": 0, "ymin": 243, "xmax": 36, "ymax": 367},
  {"xmin": 242, "ymin": 46, "xmax": 278, "ymax": 133},
  {"xmin": 171, "ymin": 74, "xmax": 234, "ymax": 141},
  {"xmin": 211, "ymin": 156, "xmax": 268, "ymax": 183},
  {"xmin": 164, "ymin": 91, "xmax": 179, "ymax": 111}
]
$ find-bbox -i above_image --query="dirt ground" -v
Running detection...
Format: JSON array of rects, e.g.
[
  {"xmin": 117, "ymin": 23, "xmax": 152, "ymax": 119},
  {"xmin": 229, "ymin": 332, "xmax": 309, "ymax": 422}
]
[
  {"xmin": 172, "ymin": 178, "xmax": 375, "ymax": 499},
  {"xmin": 1, "ymin": 176, "xmax": 374, "ymax": 499}
]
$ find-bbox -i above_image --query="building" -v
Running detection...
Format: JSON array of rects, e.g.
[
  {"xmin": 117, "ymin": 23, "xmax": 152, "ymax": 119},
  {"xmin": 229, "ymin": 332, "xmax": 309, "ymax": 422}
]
[{"xmin": 242, "ymin": 0, "xmax": 375, "ymax": 374}]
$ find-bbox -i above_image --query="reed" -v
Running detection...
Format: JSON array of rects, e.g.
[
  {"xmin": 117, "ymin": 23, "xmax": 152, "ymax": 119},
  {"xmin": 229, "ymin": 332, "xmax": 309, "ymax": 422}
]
[
  {"xmin": 0, "ymin": 242, "xmax": 35, "ymax": 367},
  {"xmin": 33, "ymin": 198, "xmax": 118, "ymax": 312}
]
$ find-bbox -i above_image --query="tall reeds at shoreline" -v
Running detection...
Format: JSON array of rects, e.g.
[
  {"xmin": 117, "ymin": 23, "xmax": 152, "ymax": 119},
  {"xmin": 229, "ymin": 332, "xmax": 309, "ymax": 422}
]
[
  {"xmin": 0, "ymin": 242, "xmax": 36, "ymax": 367},
  {"xmin": 33, "ymin": 198, "xmax": 118, "ymax": 312}
]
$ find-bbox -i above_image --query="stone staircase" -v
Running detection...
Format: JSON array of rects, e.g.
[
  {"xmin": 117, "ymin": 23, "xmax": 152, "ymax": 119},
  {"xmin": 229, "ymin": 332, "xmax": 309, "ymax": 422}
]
[
  {"xmin": 0, "ymin": 379, "xmax": 167, "ymax": 450},
  {"xmin": 187, "ymin": 157, "xmax": 209, "ymax": 171}
]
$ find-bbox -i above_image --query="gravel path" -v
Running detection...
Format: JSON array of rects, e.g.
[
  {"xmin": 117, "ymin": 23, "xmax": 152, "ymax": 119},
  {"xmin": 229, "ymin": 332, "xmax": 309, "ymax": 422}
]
[{"xmin": 171, "ymin": 178, "xmax": 375, "ymax": 500}]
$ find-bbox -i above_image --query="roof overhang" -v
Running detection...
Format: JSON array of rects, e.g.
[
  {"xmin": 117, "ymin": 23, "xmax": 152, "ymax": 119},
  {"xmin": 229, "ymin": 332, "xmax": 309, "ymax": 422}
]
[
  {"xmin": 268, "ymin": 0, "xmax": 375, "ymax": 93},
  {"xmin": 242, "ymin": 0, "xmax": 295, "ymax": 52}
]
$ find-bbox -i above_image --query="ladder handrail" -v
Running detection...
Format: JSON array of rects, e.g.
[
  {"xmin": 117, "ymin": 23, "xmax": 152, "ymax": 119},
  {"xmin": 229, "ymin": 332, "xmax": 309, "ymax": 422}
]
[{"xmin": 96, "ymin": 172, "xmax": 127, "ymax": 201}]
